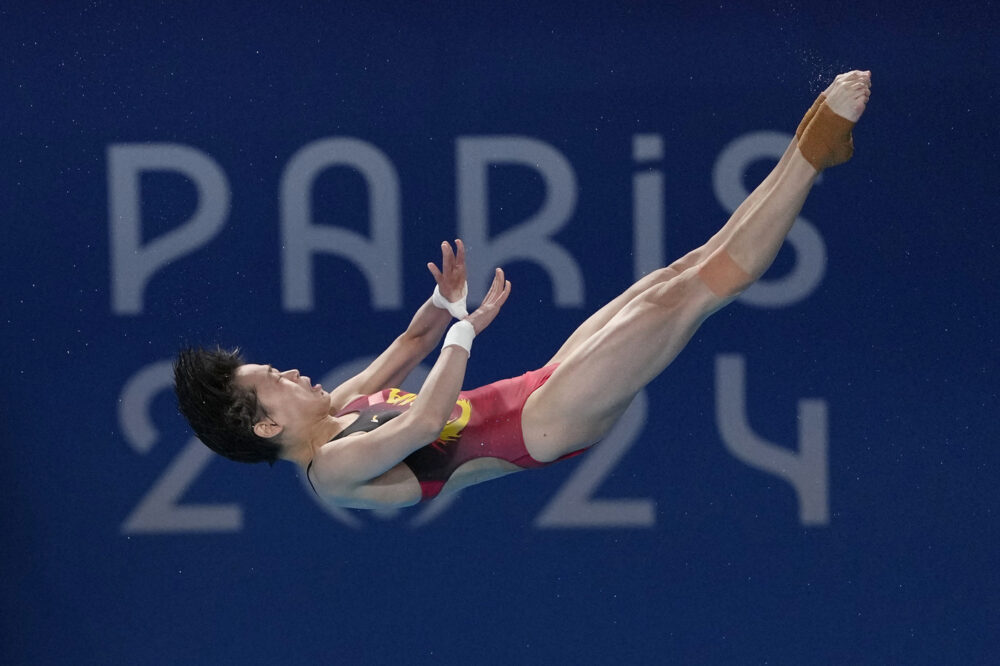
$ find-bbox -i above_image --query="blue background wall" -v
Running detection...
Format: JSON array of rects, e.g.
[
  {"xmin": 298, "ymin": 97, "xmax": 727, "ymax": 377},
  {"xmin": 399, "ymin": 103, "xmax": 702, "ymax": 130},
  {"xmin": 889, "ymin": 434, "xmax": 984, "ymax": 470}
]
[{"xmin": 3, "ymin": 2, "xmax": 997, "ymax": 663}]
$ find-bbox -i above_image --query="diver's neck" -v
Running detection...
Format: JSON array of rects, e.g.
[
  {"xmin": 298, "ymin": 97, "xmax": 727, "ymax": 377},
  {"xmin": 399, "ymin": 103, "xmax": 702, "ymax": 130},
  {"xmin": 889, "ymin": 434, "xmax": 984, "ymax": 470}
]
[{"xmin": 282, "ymin": 416, "xmax": 344, "ymax": 467}]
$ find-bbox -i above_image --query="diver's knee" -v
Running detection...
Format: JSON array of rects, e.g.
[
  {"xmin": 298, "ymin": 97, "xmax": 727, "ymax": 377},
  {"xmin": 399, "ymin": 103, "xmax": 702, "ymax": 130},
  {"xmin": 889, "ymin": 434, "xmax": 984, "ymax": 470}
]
[
  {"xmin": 696, "ymin": 250, "xmax": 753, "ymax": 299},
  {"xmin": 649, "ymin": 266, "xmax": 682, "ymax": 283},
  {"xmin": 640, "ymin": 271, "xmax": 708, "ymax": 310}
]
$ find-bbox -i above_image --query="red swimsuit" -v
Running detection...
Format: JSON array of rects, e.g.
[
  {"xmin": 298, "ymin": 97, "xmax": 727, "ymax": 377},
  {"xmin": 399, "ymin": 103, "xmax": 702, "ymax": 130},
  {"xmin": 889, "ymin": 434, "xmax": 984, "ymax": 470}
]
[{"xmin": 310, "ymin": 365, "xmax": 582, "ymax": 501}]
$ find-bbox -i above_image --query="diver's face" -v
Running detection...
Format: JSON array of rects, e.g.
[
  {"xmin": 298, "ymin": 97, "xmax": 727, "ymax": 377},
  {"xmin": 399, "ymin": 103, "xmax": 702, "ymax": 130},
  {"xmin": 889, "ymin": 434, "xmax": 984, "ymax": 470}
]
[{"xmin": 234, "ymin": 363, "xmax": 328, "ymax": 431}]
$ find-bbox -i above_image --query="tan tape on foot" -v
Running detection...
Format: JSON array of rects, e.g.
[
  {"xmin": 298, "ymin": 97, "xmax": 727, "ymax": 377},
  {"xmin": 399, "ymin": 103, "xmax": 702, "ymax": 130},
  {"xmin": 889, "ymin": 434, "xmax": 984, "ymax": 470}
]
[
  {"xmin": 799, "ymin": 102, "xmax": 855, "ymax": 171},
  {"xmin": 795, "ymin": 94, "xmax": 826, "ymax": 141},
  {"xmin": 698, "ymin": 251, "xmax": 752, "ymax": 298}
]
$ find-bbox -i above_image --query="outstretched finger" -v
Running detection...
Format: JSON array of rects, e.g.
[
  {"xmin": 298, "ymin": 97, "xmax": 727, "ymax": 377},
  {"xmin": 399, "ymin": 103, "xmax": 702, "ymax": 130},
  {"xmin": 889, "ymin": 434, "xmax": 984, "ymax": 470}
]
[
  {"xmin": 441, "ymin": 241, "xmax": 455, "ymax": 275},
  {"xmin": 496, "ymin": 279, "xmax": 511, "ymax": 307},
  {"xmin": 427, "ymin": 262, "xmax": 443, "ymax": 283},
  {"xmin": 454, "ymin": 239, "xmax": 465, "ymax": 267},
  {"xmin": 486, "ymin": 268, "xmax": 507, "ymax": 301}
]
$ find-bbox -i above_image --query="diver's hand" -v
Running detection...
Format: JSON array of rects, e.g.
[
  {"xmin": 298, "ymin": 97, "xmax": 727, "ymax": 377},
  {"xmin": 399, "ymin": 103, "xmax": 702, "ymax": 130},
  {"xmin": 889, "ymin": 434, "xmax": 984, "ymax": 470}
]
[
  {"xmin": 427, "ymin": 239, "xmax": 467, "ymax": 305},
  {"xmin": 464, "ymin": 268, "xmax": 511, "ymax": 335}
]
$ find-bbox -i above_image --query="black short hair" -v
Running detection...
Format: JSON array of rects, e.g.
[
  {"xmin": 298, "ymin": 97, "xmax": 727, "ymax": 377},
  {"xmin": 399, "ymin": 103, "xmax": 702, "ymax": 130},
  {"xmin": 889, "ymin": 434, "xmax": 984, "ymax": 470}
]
[{"xmin": 173, "ymin": 346, "xmax": 282, "ymax": 465}]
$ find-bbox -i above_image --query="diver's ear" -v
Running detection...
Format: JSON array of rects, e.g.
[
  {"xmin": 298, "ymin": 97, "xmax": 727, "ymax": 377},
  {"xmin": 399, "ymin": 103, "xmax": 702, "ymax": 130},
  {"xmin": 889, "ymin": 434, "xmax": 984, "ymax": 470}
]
[{"xmin": 254, "ymin": 420, "xmax": 283, "ymax": 439}]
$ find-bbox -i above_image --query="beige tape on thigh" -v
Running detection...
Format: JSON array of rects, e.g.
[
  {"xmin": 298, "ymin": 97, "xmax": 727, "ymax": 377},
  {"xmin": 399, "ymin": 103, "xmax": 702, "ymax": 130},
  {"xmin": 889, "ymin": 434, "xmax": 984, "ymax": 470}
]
[{"xmin": 698, "ymin": 251, "xmax": 752, "ymax": 298}]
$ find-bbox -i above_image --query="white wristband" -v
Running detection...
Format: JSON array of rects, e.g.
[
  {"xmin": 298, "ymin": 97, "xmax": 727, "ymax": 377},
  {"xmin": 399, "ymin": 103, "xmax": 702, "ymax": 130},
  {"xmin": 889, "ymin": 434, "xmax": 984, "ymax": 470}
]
[
  {"xmin": 442, "ymin": 320, "xmax": 475, "ymax": 356},
  {"xmin": 432, "ymin": 283, "xmax": 469, "ymax": 319}
]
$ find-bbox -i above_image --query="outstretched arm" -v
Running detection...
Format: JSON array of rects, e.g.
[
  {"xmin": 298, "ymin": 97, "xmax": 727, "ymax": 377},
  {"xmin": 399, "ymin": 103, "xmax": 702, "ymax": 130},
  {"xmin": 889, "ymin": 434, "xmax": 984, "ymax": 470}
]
[
  {"xmin": 328, "ymin": 240, "xmax": 469, "ymax": 406},
  {"xmin": 317, "ymin": 269, "xmax": 511, "ymax": 485}
]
